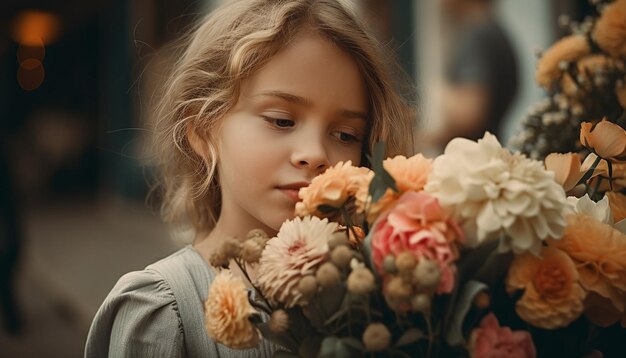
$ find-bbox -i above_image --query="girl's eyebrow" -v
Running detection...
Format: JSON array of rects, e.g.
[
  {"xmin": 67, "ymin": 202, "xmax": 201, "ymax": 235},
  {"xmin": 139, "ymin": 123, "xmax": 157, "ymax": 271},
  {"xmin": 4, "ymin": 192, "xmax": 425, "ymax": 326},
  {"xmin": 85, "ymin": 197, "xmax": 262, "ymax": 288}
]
[
  {"xmin": 257, "ymin": 90, "xmax": 367, "ymax": 121},
  {"xmin": 257, "ymin": 90, "xmax": 311, "ymax": 106}
]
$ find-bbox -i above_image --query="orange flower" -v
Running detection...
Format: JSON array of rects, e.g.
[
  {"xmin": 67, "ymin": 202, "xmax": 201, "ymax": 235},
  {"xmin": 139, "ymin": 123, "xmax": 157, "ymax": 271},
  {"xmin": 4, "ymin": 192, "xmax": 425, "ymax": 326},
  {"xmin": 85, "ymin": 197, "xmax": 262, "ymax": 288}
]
[
  {"xmin": 536, "ymin": 35, "xmax": 590, "ymax": 89},
  {"xmin": 580, "ymin": 153, "xmax": 626, "ymax": 191},
  {"xmin": 544, "ymin": 152, "xmax": 584, "ymax": 192},
  {"xmin": 506, "ymin": 246, "xmax": 586, "ymax": 329},
  {"xmin": 365, "ymin": 154, "xmax": 433, "ymax": 223},
  {"xmin": 593, "ymin": 0, "xmax": 626, "ymax": 58},
  {"xmin": 204, "ymin": 271, "xmax": 260, "ymax": 349},
  {"xmin": 608, "ymin": 191, "xmax": 626, "ymax": 223},
  {"xmin": 295, "ymin": 161, "xmax": 373, "ymax": 217},
  {"xmin": 549, "ymin": 213, "xmax": 626, "ymax": 327},
  {"xmin": 580, "ymin": 119, "xmax": 626, "ymax": 162}
]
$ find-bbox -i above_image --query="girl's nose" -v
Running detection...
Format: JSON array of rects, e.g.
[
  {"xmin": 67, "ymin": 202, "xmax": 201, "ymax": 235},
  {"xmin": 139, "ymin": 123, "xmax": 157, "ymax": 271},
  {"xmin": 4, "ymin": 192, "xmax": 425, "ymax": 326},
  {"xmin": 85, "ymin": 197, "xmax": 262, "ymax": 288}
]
[{"xmin": 290, "ymin": 133, "xmax": 330, "ymax": 173}]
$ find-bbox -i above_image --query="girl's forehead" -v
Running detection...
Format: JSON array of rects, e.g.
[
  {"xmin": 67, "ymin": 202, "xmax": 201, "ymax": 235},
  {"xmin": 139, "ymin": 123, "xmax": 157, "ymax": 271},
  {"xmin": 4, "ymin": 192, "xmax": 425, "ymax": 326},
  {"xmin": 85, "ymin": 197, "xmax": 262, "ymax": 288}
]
[{"xmin": 237, "ymin": 33, "xmax": 368, "ymax": 114}]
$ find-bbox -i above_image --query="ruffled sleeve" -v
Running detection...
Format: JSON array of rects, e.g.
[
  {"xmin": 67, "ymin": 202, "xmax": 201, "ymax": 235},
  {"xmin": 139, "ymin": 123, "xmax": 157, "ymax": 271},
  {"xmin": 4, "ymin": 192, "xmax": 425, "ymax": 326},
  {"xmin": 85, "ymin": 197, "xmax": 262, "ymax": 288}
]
[{"xmin": 85, "ymin": 269, "xmax": 184, "ymax": 358}]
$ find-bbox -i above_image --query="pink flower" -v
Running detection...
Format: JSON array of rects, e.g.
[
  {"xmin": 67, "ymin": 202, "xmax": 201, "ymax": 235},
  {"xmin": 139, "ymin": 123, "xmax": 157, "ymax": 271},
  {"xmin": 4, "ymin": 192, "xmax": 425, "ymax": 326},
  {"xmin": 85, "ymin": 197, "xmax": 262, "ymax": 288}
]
[
  {"xmin": 370, "ymin": 192, "xmax": 464, "ymax": 294},
  {"xmin": 469, "ymin": 313, "xmax": 536, "ymax": 358}
]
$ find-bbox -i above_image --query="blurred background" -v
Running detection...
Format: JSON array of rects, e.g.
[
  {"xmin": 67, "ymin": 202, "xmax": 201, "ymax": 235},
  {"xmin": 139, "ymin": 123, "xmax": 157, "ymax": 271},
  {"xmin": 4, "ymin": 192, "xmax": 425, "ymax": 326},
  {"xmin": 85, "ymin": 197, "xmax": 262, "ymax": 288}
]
[{"xmin": 0, "ymin": 0, "xmax": 599, "ymax": 356}]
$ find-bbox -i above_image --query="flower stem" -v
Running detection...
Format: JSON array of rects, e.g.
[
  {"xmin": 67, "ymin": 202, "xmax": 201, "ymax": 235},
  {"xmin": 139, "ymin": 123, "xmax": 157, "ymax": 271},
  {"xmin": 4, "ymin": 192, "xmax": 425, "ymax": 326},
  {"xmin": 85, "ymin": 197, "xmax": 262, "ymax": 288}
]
[
  {"xmin": 425, "ymin": 313, "xmax": 434, "ymax": 358},
  {"xmin": 234, "ymin": 259, "xmax": 273, "ymax": 314}
]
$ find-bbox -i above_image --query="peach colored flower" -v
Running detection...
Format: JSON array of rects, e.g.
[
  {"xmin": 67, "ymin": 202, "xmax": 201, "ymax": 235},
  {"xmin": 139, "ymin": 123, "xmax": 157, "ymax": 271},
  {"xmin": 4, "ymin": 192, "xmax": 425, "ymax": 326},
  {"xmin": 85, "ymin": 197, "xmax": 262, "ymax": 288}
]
[
  {"xmin": 363, "ymin": 154, "xmax": 433, "ymax": 224},
  {"xmin": 579, "ymin": 153, "xmax": 626, "ymax": 192},
  {"xmin": 295, "ymin": 161, "xmax": 373, "ymax": 218},
  {"xmin": 549, "ymin": 213, "xmax": 626, "ymax": 326},
  {"xmin": 468, "ymin": 313, "xmax": 536, "ymax": 358},
  {"xmin": 256, "ymin": 216, "xmax": 337, "ymax": 307},
  {"xmin": 384, "ymin": 154, "xmax": 433, "ymax": 192},
  {"xmin": 593, "ymin": 0, "xmax": 626, "ymax": 58},
  {"xmin": 506, "ymin": 246, "xmax": 586, "ymax": 329},
  {"xmin": 536, "ymin": 35, "xmax": 590, "ymax": 89},
  {"xmin": 370, "ymin": 191, "xmax": 463, "ymax": 294},
  {"xmin": 608, "ymin": 191, "xmax": 626, "ymax": 223},
  {"xmin": 204, "ymin": 271, "xmax": 260, "ymax": 349},
  {"xmin": 544, "ymin": 152, "xmax": 584, "ymax": 192},
  {"xmin": 580, "ymin": 119, "xmax": 626, "ymax": 162}
]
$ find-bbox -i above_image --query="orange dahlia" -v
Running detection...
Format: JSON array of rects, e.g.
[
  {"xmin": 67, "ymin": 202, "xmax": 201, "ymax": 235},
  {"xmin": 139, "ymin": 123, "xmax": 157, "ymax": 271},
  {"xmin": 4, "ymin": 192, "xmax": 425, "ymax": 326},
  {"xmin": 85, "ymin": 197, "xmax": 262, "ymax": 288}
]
[
  {"xmin": 506, "ymin": 246, "xmax": 585, "ymax": 329},
  {"xmin": 204, "ymin": 271, "xmax": 260, "ymax": 349},
  {"xmin": 593, "ymin": 0, "xmax": 626, "ymax": 58},
  {"xmin": 550, "ymin": 213, "xmax": 626, "ymax": 326},
  {"xmin": 535, "ymin": 35, "xmax": 590, "ymax": 89},
  {"xmin": 295, "ymin": 161, "xmax": 372, "ymax": 218},
  {"xmin": 365, "ymin": 153, "xmax": 432, "ymax": 223}
]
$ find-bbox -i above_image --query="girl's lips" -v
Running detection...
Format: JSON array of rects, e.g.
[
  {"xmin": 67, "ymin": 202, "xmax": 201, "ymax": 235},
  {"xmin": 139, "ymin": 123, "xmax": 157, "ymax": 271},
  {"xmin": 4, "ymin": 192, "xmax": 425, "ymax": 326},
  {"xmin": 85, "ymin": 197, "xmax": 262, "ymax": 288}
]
[
  {"xmin": 276, "ymin": 182, "xmax": 308, "ymax": 202},
  {"xmin": 279, "ymin": 188, "xmax": 301, "ymax": 202}
]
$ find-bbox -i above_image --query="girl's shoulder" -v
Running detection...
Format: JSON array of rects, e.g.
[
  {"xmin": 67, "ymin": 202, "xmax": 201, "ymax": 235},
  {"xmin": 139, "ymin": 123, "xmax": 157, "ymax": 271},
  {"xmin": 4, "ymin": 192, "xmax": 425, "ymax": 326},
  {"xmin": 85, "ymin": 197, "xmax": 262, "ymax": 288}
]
[
  {"xmin": 85, "ymin": 246, "xmax": 216, "ymax": 357},
  {"xmin": 104, "ymin": 245, "xmax": 215, "ymax": 308}
]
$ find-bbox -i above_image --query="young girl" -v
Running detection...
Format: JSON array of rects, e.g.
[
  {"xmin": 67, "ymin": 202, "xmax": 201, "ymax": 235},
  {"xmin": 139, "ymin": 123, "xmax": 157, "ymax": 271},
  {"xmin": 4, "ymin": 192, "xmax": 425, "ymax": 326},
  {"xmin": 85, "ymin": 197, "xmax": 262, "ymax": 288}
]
[{"xmin": 85, "ymin": 0, "xmax": 415, "ymax": 356}]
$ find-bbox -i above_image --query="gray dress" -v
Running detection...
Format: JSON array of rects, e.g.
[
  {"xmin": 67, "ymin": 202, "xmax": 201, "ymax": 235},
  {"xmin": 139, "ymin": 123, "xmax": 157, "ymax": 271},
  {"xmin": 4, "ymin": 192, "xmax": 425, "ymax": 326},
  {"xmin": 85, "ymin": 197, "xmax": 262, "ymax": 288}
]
[{"xmin": 85, "ymin": 245, "xmax": 277, "ymax": 357}]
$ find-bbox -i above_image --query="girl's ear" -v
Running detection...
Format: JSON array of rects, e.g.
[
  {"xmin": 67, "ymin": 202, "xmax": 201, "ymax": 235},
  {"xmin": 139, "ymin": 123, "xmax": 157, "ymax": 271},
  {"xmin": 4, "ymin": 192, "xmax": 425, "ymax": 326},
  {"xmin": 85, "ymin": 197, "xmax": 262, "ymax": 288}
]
[{"xmin": 186, "ymin": 122, "xmax": 210, "ymax": 162}]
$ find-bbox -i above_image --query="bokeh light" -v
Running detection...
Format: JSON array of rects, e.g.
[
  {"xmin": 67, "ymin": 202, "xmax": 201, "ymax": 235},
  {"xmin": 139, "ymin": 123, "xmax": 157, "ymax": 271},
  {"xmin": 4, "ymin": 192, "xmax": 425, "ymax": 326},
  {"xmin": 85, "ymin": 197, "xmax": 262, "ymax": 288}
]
[
  {"xmin": 11, "ymin": 10, "xmax": 61, "ymax": 46},
  {"xmin": 17, "ymin": 58, "xmax": 45, "ymax": 90}
]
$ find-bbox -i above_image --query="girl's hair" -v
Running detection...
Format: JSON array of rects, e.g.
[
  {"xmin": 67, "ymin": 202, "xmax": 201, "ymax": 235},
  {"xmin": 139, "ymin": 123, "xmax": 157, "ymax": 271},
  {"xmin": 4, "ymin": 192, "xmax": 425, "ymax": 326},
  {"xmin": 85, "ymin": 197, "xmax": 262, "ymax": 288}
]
[{"xmin": 150, "ymin": 0, "xmax": 415, "ymax": 240}]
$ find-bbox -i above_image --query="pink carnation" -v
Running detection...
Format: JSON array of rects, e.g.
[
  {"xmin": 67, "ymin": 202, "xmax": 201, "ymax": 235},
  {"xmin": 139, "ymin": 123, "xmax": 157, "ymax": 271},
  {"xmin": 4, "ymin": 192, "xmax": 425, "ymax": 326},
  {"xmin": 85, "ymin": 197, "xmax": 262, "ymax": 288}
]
[
  {"xmin": 469, "ymin": 313, "xmax": 536, "ymax": 358},
  {"xmin": 370, "ymin": 191, "xmax": 464, "ymax": 294}
]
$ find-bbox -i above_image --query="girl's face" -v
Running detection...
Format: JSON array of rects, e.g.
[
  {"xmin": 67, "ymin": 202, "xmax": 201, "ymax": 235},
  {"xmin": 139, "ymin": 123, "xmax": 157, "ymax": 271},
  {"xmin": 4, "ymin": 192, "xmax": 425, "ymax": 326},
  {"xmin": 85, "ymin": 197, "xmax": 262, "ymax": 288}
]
[{"xmin": 216, "ymin": 32, "xmax": 368, "ymax": 235}]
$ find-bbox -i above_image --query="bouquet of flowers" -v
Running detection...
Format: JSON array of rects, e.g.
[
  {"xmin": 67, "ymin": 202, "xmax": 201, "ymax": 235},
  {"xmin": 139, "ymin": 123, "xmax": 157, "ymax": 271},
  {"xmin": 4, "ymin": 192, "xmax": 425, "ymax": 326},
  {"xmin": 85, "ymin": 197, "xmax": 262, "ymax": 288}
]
[
  {"xmin": 201, "ymin": 2, "xmax": 626, "ymax": 355},
  {"xmin": 511, "ymin": 0, "xmax": 626, "ymax": 160},
  {"xmin": 201, "ymin": 124, "xmax": 626, "ymax": 356}
]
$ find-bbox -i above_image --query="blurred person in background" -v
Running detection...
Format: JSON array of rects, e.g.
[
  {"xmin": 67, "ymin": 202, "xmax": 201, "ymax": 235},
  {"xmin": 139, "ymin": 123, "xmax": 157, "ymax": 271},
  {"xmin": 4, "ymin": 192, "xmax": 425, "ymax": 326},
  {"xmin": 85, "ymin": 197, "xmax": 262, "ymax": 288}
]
[{"xmin": 426, "ymin": 0, "xmax": 518, "ymax": 150}]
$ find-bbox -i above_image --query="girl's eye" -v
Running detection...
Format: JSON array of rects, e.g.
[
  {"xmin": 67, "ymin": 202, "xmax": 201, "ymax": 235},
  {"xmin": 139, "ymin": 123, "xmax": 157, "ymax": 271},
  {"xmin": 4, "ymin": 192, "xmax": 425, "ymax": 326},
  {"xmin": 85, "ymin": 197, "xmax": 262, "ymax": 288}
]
[
  {"xmin": 275, "ymin": 119, "xmax": 295, "ymax": 128},
  {"xmin": 332, "ymin": 131, "xmax": 360, "ymax": 143},
  {"xmin": 263, "ymin": 116, "xmax": 295, "ymax": 128}
]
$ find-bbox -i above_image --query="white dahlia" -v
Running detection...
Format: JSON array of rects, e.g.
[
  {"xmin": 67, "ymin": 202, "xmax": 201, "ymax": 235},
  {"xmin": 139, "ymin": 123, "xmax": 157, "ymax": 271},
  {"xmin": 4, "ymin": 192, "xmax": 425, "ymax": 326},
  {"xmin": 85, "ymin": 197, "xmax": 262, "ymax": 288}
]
[
  {"xmin": 256, "ymin": 216, "xmax": 338, "ymax": 307},
  {"xmin": 425, "ymin": 132, "xmax": 569, "ymax": 255}
]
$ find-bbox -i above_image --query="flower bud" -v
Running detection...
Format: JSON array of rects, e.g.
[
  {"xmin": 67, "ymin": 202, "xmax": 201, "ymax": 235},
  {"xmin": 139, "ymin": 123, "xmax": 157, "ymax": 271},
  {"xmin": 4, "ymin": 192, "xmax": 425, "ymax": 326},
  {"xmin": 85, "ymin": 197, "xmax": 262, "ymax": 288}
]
[
  {"xmin": 473, "ymin": 291, "xmax": 491, "ymax": 309},
  {"xmin": 383, "ymin": 255, "xmax": 397, "ymax": 274},
  {"xmin": 413, "ymin": 259, "xmax": 441, "ymax": 291},
  {"xmin": 328, "ymin": 232, "xmax": 350, "ymax": 250},
  {"xmin": 411, "ymin": 294, "xmax": 431, "ymax": 313},
  {"xmin": 386, "ymin": 276, "xmax": 411, "ymax": 300},
  {"xmin": 269, "ymin": 309, "xmax": 289, "ymax": 334},
  {"xmin": 362, "ymin": 323, "xmax": 391, "ymax": 352},
  {"xmin": 240, "ymin": 239, "xmax": 263, "ymax": 264},
  {"xmin": 316, "ymin": 262, "xmax": 341, "ymax": 288},
  {"xmin": 395, "ymin": 252, "xmax": 417, "ymax": 273},
  {"xmin": 347, "ymin": 267, "xmax": 376, "ymax": 295},
  {"xmin": 246, "ymin": 228, "xmax": 268, "ymax": 241},
  {"xmin": 330, "ymin": 245, "xmax": 353, "ymax": 269},
  {"xmin": 298, "ymin": 275, "xmax": 318, "ymax": 298}
]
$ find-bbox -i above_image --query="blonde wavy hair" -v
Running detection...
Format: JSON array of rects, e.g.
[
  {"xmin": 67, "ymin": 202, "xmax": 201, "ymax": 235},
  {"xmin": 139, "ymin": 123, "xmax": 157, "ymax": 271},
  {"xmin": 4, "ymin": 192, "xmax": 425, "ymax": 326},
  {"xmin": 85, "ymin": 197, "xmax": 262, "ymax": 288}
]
[{"xmin": 150, "ymin": 0, "xmax": 415, "ymax": 240}]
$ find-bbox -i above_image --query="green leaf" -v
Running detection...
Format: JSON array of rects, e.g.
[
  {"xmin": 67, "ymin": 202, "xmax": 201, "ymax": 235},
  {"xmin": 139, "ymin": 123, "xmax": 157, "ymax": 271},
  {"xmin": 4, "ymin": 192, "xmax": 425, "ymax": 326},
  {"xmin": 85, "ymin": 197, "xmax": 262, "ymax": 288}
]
[
  {"xmin": 299, "ymin": 335, "xmax": 323, "ymax": 358},
  {"xmin": 318, "ymin": 204, "xmax": 339, "ymax": 214},
  {"xmin": 394, "ymin": 328, "xmax": 424, "ymax": 347},
  {"xmin": 368, "ymin": 141, "xmax": 398, "ymax": 202},
  {"xmin": 441, "ymin": 240, "xmax": 499, "ymax": 337},
  {"xmin": 318, "ymin": 336, "xmax": 352, "ymax": 358},
  {"xmin": 473, "ymin": 250, "xmax": 513, "ymax": 286},
  {"xmin": 341, "ymin": 337, "xmax": 364, "ymax": 352},
  {"xmin": 445, "ymin": 280, "xmax": 488, "ymax": 347}
]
